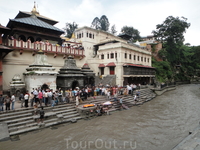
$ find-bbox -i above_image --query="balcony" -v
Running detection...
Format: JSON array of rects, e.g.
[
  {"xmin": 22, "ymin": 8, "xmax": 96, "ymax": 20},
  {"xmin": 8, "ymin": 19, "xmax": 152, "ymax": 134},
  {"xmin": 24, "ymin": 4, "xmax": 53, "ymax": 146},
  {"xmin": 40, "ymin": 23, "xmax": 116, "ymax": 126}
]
[{"xmin": 3, "ymin": 39, "xmax": 85, "ymax": 57}]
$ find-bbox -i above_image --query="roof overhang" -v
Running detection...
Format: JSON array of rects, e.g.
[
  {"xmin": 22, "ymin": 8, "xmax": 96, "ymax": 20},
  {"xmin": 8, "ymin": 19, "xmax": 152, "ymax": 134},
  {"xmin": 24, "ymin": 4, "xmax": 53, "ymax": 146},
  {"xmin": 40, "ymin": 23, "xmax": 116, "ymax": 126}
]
[
  {"xmin": 123, "ymin": 63, "xmax": 155, "ymax": 69},
  {"xmin": 106, "ymin": 62, "xmax": 116, "ymax": 67},
  {"xmin": 98, "ymin": 64, "xmax": 105, "ymax": 68}
]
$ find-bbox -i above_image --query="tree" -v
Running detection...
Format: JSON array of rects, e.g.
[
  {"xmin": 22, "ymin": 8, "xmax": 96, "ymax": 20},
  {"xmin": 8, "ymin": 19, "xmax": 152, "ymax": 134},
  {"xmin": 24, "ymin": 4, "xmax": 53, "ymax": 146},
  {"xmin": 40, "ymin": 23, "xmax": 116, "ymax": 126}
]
[
  {"xmin": 121, "ymin": 26, "xmax": 141, "ymax": 41},
  {"xmin": 152, "ymin": 16, "xmax": 190, "ymax": 65},
  {"xmin": 91, "ymin": 15, "xmax": 110, "ymax": 31},
  {"xmin": 110, "ymin": 24, "xmax": 117, "ymax": 35},
  {"xmin": 152, "ymin": 16, "xmax": 191, "ymax": 82},
  {"xmin": 63, "ymin": 22, "xmax": 78, "ymax": 38},
  {"xmin": 152, "ymin": 16, "xmax": 190, "ymax": 44}
]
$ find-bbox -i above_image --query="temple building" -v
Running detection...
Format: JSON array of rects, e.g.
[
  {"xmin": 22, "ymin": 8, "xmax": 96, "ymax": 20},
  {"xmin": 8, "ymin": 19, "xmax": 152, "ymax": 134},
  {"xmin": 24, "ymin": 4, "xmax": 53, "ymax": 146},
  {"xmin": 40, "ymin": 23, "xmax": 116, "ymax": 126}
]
[
  {"xmin": 0, "ymin": 3, "xmax": 155, "ymax": 94},
  {"xmin": 1, "ymin": 3, "xmax": 86, "ymax": 94}
]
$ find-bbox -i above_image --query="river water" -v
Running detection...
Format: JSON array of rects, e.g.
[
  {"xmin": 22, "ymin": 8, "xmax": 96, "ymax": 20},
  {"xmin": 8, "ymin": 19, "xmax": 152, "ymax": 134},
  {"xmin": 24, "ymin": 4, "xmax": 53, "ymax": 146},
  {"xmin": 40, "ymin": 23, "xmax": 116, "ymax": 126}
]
[{"xmin": 1, "ymin": 84, "xmax": 200, "ymax": 150}]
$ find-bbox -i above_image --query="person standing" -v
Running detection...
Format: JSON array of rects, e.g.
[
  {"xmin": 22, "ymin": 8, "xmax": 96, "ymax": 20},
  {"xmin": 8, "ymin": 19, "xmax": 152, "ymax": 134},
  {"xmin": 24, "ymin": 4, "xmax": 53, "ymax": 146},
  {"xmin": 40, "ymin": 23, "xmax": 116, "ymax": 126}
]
[
  {"xmin": 5, "ymin": 95, "xmax": 11, "ymax": 111},
  {"xmin": 38, "ymin": 90, "xmax": 43, "ymax": 106},
  {"xmin": 119, "ymin": 97, "xmax": 123, "ymax": 109},
  {"xmin": 43, "ymin": 91, "xmax": 48, "ymax": 106},
  {"xmin": 47, "ymin": 89, "xmax": 52, "ymax": 106},
  {"xmin": 58, "ymin": 90, "xmax": 63, "ymax": 104},
  {"xmin": 0, "ymin": 95, "xmax": 5, "ymax": 111},
  {"xmin": 11, "ymin": 94, "xmax": 16, "ymax": 110},
  {"xmin": 33, "ymin": 88, "xmax": 39, "ymax": 106},
  {"xmin": 29, "ymin": 92, "xmax": 35, "ymax": 107},
  {"xmin": 19, "ymin": 92, "xmax": 24, "ymax": 108},
  {"xmin": 75, "ymin": 95, "xmax": 79, "ymax": 107},
  {"xmin": 38, "ymin": 106, "xmax": 45, "ymax": 123},
  {"xmin": 24, "ymin": 92, "xmax": 29, "ymax": 108}
]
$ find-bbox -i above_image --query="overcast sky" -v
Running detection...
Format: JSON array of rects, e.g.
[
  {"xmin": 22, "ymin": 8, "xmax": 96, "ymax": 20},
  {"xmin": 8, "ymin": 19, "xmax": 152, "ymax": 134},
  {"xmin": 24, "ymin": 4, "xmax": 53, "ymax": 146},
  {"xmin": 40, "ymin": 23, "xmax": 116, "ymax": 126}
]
[{"xmin": 0, "ymin": 0, "xmax": 199, "ymax": 46}]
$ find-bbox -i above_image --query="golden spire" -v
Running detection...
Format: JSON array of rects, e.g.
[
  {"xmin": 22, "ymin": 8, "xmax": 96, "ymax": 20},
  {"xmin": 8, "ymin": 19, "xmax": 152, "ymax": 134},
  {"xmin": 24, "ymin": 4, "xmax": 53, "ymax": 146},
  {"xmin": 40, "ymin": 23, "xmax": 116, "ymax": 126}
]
[{"xmin": 31, "ymin": 1, "xmax": 39, "ymax": 15}]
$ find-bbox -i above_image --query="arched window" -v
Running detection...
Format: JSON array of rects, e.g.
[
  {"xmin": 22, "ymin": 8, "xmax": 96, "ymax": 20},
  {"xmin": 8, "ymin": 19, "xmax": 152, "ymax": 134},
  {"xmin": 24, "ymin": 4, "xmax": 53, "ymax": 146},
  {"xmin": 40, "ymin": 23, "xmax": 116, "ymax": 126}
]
[
  {"xmin": 36, "ymin": 37, "xmax": 42, "ymax": 42},
  {"xmin": 124, "ymin": 53, "xmax": 127, "ymax": 59},
  {"xmin": 89, "ymin": 33, "xmax": 92, "ymax": 38},
  {"xmin": 101, "ymin": 54, "xmax": 104, "ymax": 59},
  {"xmin": 110, "ymin": 53, "xmax": 114, "ymax": 58},
  {"xmin": 27, "ymin": 36, "xmax": 34, "ymax": 43},
  {"xmin": 18, "ymin": 35, "xmax": 26, "ymax": 42}
]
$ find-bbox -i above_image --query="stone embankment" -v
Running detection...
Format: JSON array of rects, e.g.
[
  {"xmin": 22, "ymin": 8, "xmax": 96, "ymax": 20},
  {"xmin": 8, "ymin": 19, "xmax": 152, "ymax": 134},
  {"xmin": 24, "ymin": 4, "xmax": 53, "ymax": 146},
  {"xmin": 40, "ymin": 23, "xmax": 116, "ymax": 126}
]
[
  {"xmin": 172, "ymin": 125, "xmax": 200, "ymax": 150},
  {"xmin": 0, "ymin": 88, "xmax": 156, "ymax": 141}
]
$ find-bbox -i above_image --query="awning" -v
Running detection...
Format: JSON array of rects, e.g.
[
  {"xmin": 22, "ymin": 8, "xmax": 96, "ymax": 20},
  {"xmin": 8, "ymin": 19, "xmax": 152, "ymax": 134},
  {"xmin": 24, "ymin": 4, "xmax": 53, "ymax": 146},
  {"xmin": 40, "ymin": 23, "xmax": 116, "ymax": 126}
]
[
  {"xmin": 98, "ymin": 64, "xmax": 105, "ymax": 68},
  {"xmin": 123, "ymin": 63, "xmax": 155, "ymax": 69},
  {"xmin": 106, "ymin": 62, "xmax": 116, "ymax": 67}
]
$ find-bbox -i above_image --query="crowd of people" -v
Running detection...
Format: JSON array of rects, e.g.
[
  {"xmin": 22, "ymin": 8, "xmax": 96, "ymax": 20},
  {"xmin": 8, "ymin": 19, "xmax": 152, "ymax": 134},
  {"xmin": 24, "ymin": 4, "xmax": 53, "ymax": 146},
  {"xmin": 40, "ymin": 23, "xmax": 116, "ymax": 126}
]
[
  {"xmin": 0, "ymin": 94, "xmax": 16, "ymax": 111},
  {"xmin": 0, "ymin": 83, "xmax": 141, "ymax": 112}
]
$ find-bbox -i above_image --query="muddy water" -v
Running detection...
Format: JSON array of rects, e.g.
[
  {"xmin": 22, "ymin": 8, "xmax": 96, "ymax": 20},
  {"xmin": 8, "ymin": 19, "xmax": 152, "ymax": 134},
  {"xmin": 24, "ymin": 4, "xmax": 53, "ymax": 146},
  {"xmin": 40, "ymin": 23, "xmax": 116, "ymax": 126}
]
[{"xmin": 1, "ymin": 84, "xmax": 200, "ymax": 150}]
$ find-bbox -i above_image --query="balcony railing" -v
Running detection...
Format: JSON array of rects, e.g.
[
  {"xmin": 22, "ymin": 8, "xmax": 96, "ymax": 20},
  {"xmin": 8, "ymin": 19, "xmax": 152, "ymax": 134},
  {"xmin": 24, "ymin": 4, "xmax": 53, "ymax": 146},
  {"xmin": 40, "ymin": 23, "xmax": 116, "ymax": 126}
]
[{"xmin": 3, "ymin": 39, "xmax": 85, "ymax": 57}]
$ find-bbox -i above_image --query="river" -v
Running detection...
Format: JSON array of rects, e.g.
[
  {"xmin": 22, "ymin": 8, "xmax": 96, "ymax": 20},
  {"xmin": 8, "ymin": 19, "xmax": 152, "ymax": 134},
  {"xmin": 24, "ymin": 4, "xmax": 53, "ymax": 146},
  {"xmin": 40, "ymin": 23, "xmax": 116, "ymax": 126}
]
[{"xmin": 1, "ymin": 84, "xmax": 200, "ymax": 150}]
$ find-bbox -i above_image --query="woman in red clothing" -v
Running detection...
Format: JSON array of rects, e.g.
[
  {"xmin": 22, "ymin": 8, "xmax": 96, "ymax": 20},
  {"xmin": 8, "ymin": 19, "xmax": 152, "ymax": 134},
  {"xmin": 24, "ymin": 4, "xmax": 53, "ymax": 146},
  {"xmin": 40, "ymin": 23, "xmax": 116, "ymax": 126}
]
[{"xmin": 38, "ymin": 90, "xmax": 43, "ymax": 106}]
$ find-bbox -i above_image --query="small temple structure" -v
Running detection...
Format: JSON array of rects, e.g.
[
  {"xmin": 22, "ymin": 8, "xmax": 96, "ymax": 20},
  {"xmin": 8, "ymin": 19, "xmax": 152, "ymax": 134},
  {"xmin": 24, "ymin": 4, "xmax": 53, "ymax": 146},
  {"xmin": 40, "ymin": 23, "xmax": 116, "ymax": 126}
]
[
  {"xmin": 57, "ymin": 56, "xmax": 95, "ymax": 91},
  {"xmin": 24, "ymin": 50, "xmax": 58, "ymax": 93}
]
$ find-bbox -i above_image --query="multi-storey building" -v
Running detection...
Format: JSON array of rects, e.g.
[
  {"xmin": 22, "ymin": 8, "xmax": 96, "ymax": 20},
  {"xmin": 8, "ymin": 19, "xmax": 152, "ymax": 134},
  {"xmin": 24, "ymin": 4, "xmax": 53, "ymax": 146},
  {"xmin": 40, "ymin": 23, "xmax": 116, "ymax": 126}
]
[{"xmin": 75, "ymin": 27, "xmax": 155, "ymax": 86}]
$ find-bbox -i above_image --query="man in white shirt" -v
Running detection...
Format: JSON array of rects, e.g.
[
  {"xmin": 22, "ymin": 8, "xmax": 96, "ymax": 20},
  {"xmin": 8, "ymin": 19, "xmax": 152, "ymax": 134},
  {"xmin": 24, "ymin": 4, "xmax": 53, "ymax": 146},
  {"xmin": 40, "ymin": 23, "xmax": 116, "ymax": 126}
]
[{"xmin": 11, "ymin": 94, "xmax": 15, "ymax": 110}]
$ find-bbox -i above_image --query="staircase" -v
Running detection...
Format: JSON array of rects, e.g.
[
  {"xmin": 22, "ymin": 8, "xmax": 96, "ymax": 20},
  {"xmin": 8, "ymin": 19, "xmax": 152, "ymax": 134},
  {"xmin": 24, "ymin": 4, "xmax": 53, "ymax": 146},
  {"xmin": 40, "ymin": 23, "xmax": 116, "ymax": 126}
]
[
  {"xmin": 0, "ymin": 104, "xmax": 82, "ymax": 136},
  {"xmin": 95, "ymin": 75, "xmax": 116, "ymax": 86},
  {"xmin": 0, "ymin": 88, "xmax": 156, "ymax": 137}
]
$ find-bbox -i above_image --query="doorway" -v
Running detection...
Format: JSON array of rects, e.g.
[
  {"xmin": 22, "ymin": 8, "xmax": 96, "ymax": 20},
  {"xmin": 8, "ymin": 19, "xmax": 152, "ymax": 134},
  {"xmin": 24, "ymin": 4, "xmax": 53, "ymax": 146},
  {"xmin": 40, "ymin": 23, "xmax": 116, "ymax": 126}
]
[
  {"xmin": 72, "ymin": 81, "xmax": 79, "ymax": 90},
  {"xmin": 110, "ymin": 67, "xmax": 115, "ymax": 75}
]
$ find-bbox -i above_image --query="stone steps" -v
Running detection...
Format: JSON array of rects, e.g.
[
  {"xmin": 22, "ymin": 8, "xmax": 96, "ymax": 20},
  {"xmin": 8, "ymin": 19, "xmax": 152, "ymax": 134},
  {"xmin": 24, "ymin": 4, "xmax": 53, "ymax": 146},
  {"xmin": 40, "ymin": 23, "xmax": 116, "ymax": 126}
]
[
  {"xmin": 1, "ymin": 88, "xmax": 156, "ymax": 137},
  {"xmin": 9, "ymin": 122, "xmax": 38, "ymax": 132},
  {"xmin": 62, "ymin": 111, "xmax": 78, "ymax": 116},
  {"xmin": 0, "ymin": 109, "xmax": 34, "ymax": 118},
  {"xmin": 45, "ymin": 121, "xmax": 60, "ymax": 127},
  {"xmin": 8, "ymin": 120, "xmax": 35, "ymax": 128},
  {"xmin": 52, "ymin": 106, "xmax": 75, "ymax": 111},
  {"xmin": 10, "ymin": 126, "xmax": 39, "ymax": 136},
  {"xmin": 64, "ymin": 116, "xmax": 82, "ymax": 123},
  {"xmin": 44, "ymin": 118, "xmax": 59, "ymax": 124},
  {"xmin": 63, "ymin": 113, "xmax": 80, "ymax": 119},
  {"xmin": 54, "ymin": 108, "xmax": 76, "ymax": 114},
  {"xmin": 5, "ymin": 116, "xmax": 34, "ymax": 124},
  {"xmin": 0, "ymin": 113, "xmax": 33, "ymax": 122}
]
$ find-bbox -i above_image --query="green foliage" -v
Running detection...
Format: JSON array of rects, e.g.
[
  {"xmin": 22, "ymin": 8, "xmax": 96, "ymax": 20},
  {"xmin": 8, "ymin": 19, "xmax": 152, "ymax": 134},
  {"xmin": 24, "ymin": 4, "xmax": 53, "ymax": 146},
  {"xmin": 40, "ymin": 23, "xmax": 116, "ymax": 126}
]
[
  {"xmin": 91, "ymin": 15, "xmax": 110, "ymax": 31},
  {"xmin": 152, "ymin": 16, "xmax": 195, "ymax": 82},
  {"xmin": 158, "ymin": 49, "xmax": 167, "ymax": 59},
  {"xmin": 152, "ymin": 57, "xmax": 173, "ymax": 82},
  {"xmin": 152, "ymin": 16, "xmax": 190, "ymax": 44},
  {"xmin": 63, "ymin": 22, "xmax": 78, "ymax": 38},
  {"xmin": 121, "ymin": 26, "xmax": 141, "ymax": 41}
]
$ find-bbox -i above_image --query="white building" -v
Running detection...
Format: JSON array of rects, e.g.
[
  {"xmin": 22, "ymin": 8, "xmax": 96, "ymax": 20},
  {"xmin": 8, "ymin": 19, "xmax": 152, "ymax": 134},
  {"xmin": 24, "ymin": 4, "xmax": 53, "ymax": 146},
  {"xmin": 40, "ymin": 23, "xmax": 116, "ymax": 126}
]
[{"xmin": 75, "ymin": 26, "xmax": 155, "ymax": 86}]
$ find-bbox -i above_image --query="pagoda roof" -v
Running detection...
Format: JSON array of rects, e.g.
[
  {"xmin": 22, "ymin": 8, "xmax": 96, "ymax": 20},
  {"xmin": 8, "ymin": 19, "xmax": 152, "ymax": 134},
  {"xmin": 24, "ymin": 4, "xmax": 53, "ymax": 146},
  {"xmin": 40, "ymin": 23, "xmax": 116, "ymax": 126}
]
[
  {"xmin": 0, "ymin": 24, "xmax": 10, "ymax": 33},
  {"xmin": 15, "ymin": 11, "xmax": 58, "ymax": 26},
  {"xmin": 7, "ymin": 15, "xmax": 64, "ymax": 33},
  {"xmin": 118, "ymin": 33, "xmax": 132, "ymax": 40}
]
